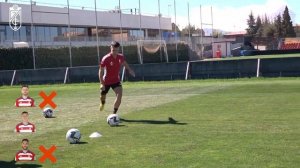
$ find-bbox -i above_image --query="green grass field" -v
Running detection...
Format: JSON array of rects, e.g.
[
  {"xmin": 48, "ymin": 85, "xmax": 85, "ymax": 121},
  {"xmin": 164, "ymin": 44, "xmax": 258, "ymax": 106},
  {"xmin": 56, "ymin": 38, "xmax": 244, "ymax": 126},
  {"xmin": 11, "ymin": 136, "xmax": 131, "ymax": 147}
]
[{"xmin": 0, "ymin": 78, "xmax": 300, "ymax": 168}]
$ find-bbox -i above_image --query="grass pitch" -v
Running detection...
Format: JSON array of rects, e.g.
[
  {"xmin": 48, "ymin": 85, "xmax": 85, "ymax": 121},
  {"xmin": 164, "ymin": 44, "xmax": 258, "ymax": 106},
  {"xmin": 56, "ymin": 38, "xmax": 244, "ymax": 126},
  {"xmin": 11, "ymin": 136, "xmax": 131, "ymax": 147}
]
[{"xmin": 0, "ymin": 78, "xmax": 299, "ymax": 168}]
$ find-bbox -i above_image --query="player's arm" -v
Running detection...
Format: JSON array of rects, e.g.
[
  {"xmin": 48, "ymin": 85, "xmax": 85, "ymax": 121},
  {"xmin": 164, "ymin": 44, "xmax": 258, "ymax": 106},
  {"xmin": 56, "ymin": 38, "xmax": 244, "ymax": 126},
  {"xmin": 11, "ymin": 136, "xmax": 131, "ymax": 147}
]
[
  {"xmin": 98, "ymin": 66, "xmax": 105, "ymax": 85},
  {"xmin": 122, "ymin": 61, "xmax": 135, "ymax": 77},
  {"xmin": 99, "ymin": 66, "xmax": 106, "ymax": 91}
]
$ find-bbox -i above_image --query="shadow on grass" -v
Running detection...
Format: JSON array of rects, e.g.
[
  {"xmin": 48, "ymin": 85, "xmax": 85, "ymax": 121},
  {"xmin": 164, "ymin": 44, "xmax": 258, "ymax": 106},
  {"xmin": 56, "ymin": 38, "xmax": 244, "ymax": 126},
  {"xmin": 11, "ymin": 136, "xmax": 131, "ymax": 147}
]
[
  {"xmin": 109, "ymin": 125, "xmax": 126, "ymax": 127},
  {"xmin": 0, "ymin": 160, "xmax": 42, "ymax": 168},
  {"xmin": 69, "ymin": 141, "xmax": 88, "ymax": 145},
  {"xmin": 120, "ymin": 117, "xmax": 187, "ymax": 125},
  {"xmin": 44, "ymin": 116, "xmax": 56, "ymax": 118}
]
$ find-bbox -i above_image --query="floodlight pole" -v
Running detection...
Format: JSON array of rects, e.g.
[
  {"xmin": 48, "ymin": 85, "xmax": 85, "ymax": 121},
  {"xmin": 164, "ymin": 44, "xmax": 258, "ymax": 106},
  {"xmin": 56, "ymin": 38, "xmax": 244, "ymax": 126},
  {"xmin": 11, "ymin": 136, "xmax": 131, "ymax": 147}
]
[
  {"xmin": 119, "ymin": 0, "xmax": 124, "ymax": 54},
  {"xmin": 119, "ymin": 0, "xmax": 125, "ymax": 82},
  {"xmin": 211, "ymin": 6, "xmax": 214, "ymax": 58},
  {"xmin": 187, "ymin": 2, "xmax": 191, "ymax": 45},
  {"xmin": 158, "ymin": 0, "xmax": 162, "ymax": 62},
  {"xmin": 139, "ymin": 0, "xmax": 143, "ymax": 64},
  {"xmin": 139, "ymin": 0, "xmax": 142, "ymax": 40},
  {"xmin": 200, "ymin": 5, "xmax": 203, "ymax": 59},
  {"xmin": 174, "ymin": 0, "xmax": 178, "ymax": 62},
  {"xmin": 30, "ymin": 0, "xmax": 36, "ymax": 69},
  {"xmin": 94, "ymin": 0, "xmax": 100, "ymax": 63},
  {"xmin": 200, "ymin": 6, "xmax": 214, "ymax": 59},
  {"xmin": 67, "ymin": 0, "xmax": 72, "ymax": 67}
]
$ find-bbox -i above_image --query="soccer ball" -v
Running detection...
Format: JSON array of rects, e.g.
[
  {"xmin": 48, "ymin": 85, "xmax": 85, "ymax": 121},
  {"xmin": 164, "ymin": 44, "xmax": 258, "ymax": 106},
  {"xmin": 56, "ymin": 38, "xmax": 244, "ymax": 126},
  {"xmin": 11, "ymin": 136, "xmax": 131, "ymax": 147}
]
[
  {"xmin": 66, "ymin": 128, "xmax": 81, "ymax": 144},
  {"xmin": 107, "ymin": 114, "xmax": 120, "ymax": 126},
  {"xmin": 43, "ymin": 107, "xmax": 53, "ymax": 118}
]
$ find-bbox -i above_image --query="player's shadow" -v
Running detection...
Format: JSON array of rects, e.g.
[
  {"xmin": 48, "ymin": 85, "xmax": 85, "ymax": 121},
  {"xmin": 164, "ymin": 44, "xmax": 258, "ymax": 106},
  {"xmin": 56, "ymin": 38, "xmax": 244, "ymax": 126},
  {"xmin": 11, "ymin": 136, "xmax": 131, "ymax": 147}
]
[
  {"xmin": 70, "ymin": 141, "xmax": 88, "ymax": 145},
  {"xmin": 111, "ymin": 125, "xmax": 126, "ymax": 127},
  {"xmin": 45, "ymin": 116, "xmax": 56, "ymax": 118},
  {"xmin": 0, "ymin": 160, "xmax": 42, "ymax": 168},
  {"xmin": 120, "ymin": 117, "xmax": 187, "ymax": 125}
]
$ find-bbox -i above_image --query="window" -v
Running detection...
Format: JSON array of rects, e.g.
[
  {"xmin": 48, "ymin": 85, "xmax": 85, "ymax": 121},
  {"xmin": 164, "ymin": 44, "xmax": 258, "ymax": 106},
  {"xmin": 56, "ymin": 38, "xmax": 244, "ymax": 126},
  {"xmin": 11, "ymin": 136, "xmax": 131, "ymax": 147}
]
[
  {"xmin": 44, "ymin": 27, "xmax": 50, "ymax": 42},
  {"xmin": 12, "ymin": 29, "xmax": 20, "ymax": 41},
  {"xmin": 19, "ymin": 26, "xmax": 27, "ymax": 41},
  {"xmin": 35, "ymin": 26, "xmax": 45, "ymax": 42},
  {"xmin": 129, "ymin": 29, "xmax": 144, "ymax": 39},
  {"xmin": 0, "ymin": 25, "xmax": 5, "ymax": 42},
  {"xmin": 5, "ymin": 26, "xmax": 13, "ymax": 41},
  {"xmin": 26, "ymin": 26, "xmax": 31, "ymax": 41},
  {"xmin": 49, "ymin": 27, "xmax": 58, "ymax": 41}
]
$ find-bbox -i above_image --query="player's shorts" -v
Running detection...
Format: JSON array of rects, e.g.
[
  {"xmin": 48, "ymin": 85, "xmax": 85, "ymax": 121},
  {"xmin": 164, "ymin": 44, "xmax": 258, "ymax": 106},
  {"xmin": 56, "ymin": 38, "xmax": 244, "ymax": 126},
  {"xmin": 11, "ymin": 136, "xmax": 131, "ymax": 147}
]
[{"xmin": 101, "ymin": 82, "xmax": 122, "ymax": 95}]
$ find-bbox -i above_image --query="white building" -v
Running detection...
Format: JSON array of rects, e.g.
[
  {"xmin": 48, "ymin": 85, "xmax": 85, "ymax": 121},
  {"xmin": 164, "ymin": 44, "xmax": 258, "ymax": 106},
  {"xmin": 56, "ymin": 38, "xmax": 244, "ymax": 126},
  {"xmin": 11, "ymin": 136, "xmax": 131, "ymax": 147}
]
[{"xmin": 0, "ymin": 2, "xmax": 172, "ymax": 47}]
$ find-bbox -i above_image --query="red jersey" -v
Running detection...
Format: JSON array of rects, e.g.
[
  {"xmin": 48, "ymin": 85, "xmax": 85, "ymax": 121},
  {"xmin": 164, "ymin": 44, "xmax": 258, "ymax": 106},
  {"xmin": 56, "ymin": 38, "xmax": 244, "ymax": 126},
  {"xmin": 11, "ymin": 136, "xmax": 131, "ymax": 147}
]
[
  {"xmin": 100, "ymin": 53, "xmax": 125, "ymax": 85},
  {"xmin": 15, "ymin": 96, "xmax": 35, "ymax": 107},
  {"xmin": 15, "ymin": 122, "xmax": 36, "ymax": 133},
  {"xmin": 15, "ymin": 150, "xmax": 35, "ymax": 161}
]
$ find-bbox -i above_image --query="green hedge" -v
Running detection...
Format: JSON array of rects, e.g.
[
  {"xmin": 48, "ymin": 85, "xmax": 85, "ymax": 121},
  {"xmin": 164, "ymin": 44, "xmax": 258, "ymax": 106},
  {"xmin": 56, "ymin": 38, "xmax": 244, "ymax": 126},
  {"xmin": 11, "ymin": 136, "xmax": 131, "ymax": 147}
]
[
  {"xmin": 0, "ymin": 44, "xmax": 189, "ymax": 70},
  {"xmin": 0, "ymin": 48, "xmax": 33, "ymax": 70}
]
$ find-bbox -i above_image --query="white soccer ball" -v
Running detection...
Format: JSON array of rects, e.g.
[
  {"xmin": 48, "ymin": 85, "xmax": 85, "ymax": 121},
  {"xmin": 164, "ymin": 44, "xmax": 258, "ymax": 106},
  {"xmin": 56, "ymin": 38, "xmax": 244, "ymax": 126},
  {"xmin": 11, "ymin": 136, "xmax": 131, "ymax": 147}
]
[
  {"xmin": 43, "ymin": 107, "xmax": 53, "ymax": 118},
  {"xmin": 66, "ymin": 128, "xmax": 81, "ymax": 144},
  {"xmin": 107, "ymin": 114, "xmax": 120, "ymax": 126}
]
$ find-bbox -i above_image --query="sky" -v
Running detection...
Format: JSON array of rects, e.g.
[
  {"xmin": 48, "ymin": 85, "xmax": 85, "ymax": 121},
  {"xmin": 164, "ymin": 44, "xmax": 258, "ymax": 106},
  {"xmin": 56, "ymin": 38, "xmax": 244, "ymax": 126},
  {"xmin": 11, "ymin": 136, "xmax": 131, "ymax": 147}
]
[{"xmin": 5, "ymin": 0, "xmax": 300, "ymax": 32}]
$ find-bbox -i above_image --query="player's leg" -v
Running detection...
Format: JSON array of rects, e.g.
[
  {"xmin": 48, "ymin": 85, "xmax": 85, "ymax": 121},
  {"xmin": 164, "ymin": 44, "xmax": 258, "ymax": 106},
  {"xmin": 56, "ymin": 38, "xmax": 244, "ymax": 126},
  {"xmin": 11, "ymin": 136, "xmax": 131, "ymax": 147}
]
[
  {"xmin": 112, "ymin": 83, "xmax": 123, "ymax": 114},
  {"xmin": 100, "ymin": 85, "xmax": 110, "ymax": 111}
]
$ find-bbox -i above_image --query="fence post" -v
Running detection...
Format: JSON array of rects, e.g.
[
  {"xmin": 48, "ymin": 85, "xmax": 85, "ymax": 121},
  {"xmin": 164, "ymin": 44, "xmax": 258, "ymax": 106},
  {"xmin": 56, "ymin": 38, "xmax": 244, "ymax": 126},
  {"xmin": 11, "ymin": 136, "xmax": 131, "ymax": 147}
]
[
  {"xmin": 256, "ymin": 58, "xmax": 261, "ymax": 77},
  {"xmin": 11, "ymin": 70, "xmax": 16, "ymax": 86},
  {"xmin": 121, "ymin": 66, "xmax": 125, "ymax": 82},
  {"xmin": 64, "ymin": 67, "xmax": 69, "ymax": 84},
  {"xmin": 185, "ymin": 61, "xmax": 190, "ymax": 80}
]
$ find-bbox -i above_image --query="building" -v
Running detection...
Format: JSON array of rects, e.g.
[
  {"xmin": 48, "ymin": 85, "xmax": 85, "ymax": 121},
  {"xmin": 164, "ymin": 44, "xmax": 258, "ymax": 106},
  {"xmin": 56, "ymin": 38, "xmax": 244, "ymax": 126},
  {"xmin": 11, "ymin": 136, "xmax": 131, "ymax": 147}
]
[{"xmin": 0, "ymin": 2, "xmax": 171, "ymax": 48}]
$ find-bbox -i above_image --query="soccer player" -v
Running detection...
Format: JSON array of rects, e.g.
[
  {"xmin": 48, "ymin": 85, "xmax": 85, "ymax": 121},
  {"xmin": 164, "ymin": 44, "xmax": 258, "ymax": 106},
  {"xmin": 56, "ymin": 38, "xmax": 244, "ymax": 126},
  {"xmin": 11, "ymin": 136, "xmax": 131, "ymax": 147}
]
[
  {"xmin": 15, "ymin": 85, "xmax": 35, "ymax": 107},
  {"xmin": 99, "ymin": 41, "xmax": 135, "ymax": 114},
  {"xmin": 15, "ymin": 111, "xmax": 36, "ymax": 133},
  {"xmin": 15, "ymin": 139, "xmax": 35, "ymax": 161}
]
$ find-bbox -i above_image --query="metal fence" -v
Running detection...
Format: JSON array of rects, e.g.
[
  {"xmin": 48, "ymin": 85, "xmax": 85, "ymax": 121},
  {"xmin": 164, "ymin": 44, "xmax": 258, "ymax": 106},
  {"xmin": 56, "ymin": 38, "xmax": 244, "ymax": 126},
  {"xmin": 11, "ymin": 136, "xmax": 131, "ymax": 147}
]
[{"xmin": 1, "ymin": 57, "xmax": 300, "ymax": 86}]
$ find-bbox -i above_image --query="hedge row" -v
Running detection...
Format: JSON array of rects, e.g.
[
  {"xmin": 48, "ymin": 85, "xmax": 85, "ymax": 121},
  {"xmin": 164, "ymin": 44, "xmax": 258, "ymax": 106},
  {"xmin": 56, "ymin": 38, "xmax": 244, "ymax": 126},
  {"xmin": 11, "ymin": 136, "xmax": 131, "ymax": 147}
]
[{"xmin": 0, "ymin": 44, "xmax": 189, "ymax": 70}]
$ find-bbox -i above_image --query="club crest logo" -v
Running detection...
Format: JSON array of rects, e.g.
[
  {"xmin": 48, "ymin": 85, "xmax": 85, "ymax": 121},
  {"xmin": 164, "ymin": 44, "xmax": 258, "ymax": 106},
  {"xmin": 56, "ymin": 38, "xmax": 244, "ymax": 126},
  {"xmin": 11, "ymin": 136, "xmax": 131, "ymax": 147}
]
[{"xmin": 9, "ymin": 4, "xmax": 22, "ymax": 31}]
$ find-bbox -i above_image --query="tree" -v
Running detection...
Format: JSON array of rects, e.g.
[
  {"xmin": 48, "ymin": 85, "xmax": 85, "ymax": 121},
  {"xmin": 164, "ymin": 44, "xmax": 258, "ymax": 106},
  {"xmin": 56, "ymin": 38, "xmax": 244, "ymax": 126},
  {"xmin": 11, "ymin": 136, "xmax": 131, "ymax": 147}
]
[
  {"xmin": 295, "ymin": 24, "xmax": 300, "ymax": 37},
  {"xmin": 282, "ymin": 6, "xmax": 296, "ymax": 37},
  {"xmin": 263, "ymin": 14, "xmax": 270, "ymax": 25},
  {"xmin": 263, "ymin": 24, "xmax": 275, "ymax": 37},
  {"xmin": 246, "ymin": 11, "xmax": 256, "ymax": 36},
  {"xmin": 181, "ymin": 25, "xmax": 204, "ymax": 36},
  {"xmin": 255, "ymin": 16, "xmax": 263, "ymax": 37},
  {"xmin": 274, "ymin": 14, "xmax": 283, "ymax": 38},
  {"xmin": 212, "ymin": 29, "xmax": 223, "ymax": 38},
  {"xmin": 172, "ymin": 23, "xmax": 180, "ymax": 32}
]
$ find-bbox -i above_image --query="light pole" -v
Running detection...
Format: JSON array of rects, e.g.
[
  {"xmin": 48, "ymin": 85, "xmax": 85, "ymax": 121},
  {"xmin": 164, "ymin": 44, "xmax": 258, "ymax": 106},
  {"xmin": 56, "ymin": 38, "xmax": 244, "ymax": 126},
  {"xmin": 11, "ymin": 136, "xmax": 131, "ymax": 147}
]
[
  {"xmin": 139, "ymin": 0, "xmax": 142, "ymax": 40},
  {"xmin": 30, "ymin": 0, "xmax": 36, "ymax": 69},
  {"xmin": 174, "ymin": 0, "xmax": 178, "ymax": 62},
  {"xmin": 158, "ymin": 0, "xmax": 162, "ymax": 62},
  {"xmin": 168, "ymin": 4, "xmax": 171, "ymax": 17},
  {"xmin": 94, "ymin": 0, "xmax": 100, "ymax": 63},
  {"xmin": 118, "ymin": 0, "xmax": 124, "ymax": 54},
  {"xmin": 67, "ymin": 0, "xmax": 72, "ymax": 67}
]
